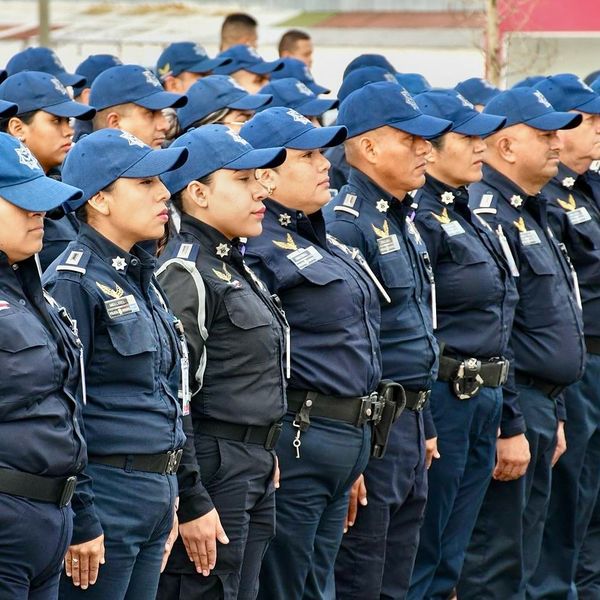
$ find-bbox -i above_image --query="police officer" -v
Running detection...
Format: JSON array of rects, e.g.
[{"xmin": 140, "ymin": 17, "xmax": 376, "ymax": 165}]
[
  {"xmin": 155, "ymin": 125, "xmax": 288, "ymax": 600},
  {"xmin": 43, "ymin": 129, "xmax": 192, "ymax": 600},
  {"xmin": 406, "ymin": 89, "xmax": 517, "ymax": 600},
  {"xmin": 0, "ymin": 71, "xmax": 95, "ymax": 271},
  {"xmin": 0, "ymin": 131, "xmax": 87, "ymax": 598},
  {"xmin": 458, "ymin": 88, "xmax": 586, "ymax": 599},
  {"xmin": 324, "ymin": 81, "xmax": 450, "ymax": 599},
  {"xmin": 240, "ymin": 107, "xmax": 383, "ymax": 599},
  {"xmin": 526, "ymin": 74, "xmax": 600, "ymax": 600}
]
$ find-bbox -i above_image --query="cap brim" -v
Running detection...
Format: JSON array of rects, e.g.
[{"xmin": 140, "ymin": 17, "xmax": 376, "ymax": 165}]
[
  {"xmin": 0, "ymin": 99, "xmax": 18, "ymax": 118},
  {"xmin": 136, "ymin": 91, "xmax": 188, "ymax": 110},
  {"xmin": 576, "ymin": 95, "xmax": 600, "ymax": 115},
  {"xmin": 187, "ymin": 56, "xmax": 233, "ymax": 74},
  {"xmin": 247, "ymin": 60, "xmax": 284, "ymax": 75},
  {"xmin": 526, "ymin": 111, "xmax": 583, "ymax": 131},
  {"xmin": 57, "ymin": 72, "xmax": 87, "ymax": 88},
  {"xmin": 389, "ymin": 114, "xmax": 452, "ymax": 139},
  {"xmin": 307, "ymin": 81, "xmax": 330, "ymax": 95},
  {"xmin": 453, "ymin": 112, "xmax": 506, "ymax": 137},
  {"xmin": 296, "ymin": 97, "xmax": 339, "ymax": 116},
  {"xmin": 123, "ymin": 146, "xmax": 189, "ymax": 178},
  {"xmin": 0, "ymin": 174, "xmax": 82, "ymax": 211},
  {"xmin": 226, "ymin": 146, "xmax": 287, "ymax": 170},
  {"xmin": 46, "ymin": 99, "xmax": 96, "ymax": 120},
  {"xmin": 228, "ymin": 93, "xmax": 273, "ymax": 111},
  {"xmin": 287, "ymin": 125, "xmax": 348, "ymax": 149},
  {"xmin": 0, "ymin": 70, "xmax": 7, "ymax": 84}
]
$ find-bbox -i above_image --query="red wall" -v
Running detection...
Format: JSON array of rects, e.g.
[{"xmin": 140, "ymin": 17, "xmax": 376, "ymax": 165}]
[{"xmin": 499, "ymin": 0, "xmax": 600, "ymax": 32}]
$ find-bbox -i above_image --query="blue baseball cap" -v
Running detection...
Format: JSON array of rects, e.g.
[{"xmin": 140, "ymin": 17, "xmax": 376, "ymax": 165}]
[
  {"xmin": 0, "ymin": 98, "xmax": 17, "ymax": 118},
  {"xmin": 534, "ymin": 74, "xmax": 600, "ymax": 115},
  {"xmin": 258, "ymin": 78, "xmax": 338, "ymax": 117},
  {"xmin": 240, "ymin": 106, "xmax": 347, "ymax": 150},
  {"xmin": 0, "ymin": 133, "xmax": 82, "ymax": 211},
  {"xmin": 339, "ymin": 66, "xmax": 398, "ymax": 103},
  {"xmin": 343, "ymin": 54, "xmax": 396, "ymax": 79},
  {"xmin": 177, "ymin": 75, "xmax": 272, "ymax": 131},
  {"xmin": 214, "ymin": 45, "xmax": 284, "ymax": 76},
  {"xmin": 6, "ymin": 47, "xmax": 86, "ymax": 88},
  {"xmin": 511, "ymin": 75, "xmax": 545, "ymax": 89},
  {"xmin": 90, "ymin": 64, "xmax": 187, "ymax": 111},
  {"xmin": 73, "ymin": 54, "xmax": 122, "ymax": 97},
  {"xmin": 484, "ymin": 88, "xmax": 582, "ymax": 130},
  {"xmin": 161, "ymin": 125, "xmax": 286, "ymax": 194},
  {"xmin": 415, "ymin": 89, "xmax": 505, "ymax": 137},
  {"xmin": 271, "ymin": 58, "xmax": 329, "ymax": 94},
  {"xmin": 455, "ymin": 77, "xmax": 500, "ymax": 106},
  {"xmin": 395, "ymin": 73, "xmax": 431, "ymax": 95},
  {"xmin": 338, "ymin": 81, "xmax": 452, "ymax": 139},
  {"xmin": 61, "ymin": 129, "xmax": 188, "ymax": 210},
  {"xmin": 156, "ymin": 42, "xmax": 232, "ymax": 81},
  {"xmin": 0, "ymin": 72, "xmax": 95, "ymax": 119},
  {"xmin": 0, "ymin": 70, "xmax": 7, "ymax": 84}
]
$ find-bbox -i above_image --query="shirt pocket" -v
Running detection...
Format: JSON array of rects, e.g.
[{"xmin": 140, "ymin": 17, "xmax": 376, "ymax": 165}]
[
  {"xmin": 518, "ymin": 245, "xmax": 559, "ymax": 323},
  {"xmin": 446, "ymin": 235, "xmax": 488, "ymax": 266},
  {"xmin": 224, "ymin": 291, "xmax": 273, "ymax": 330},
  {"xmin": 106, "ymin": 315, "xmax": 158, "ymax": 356}
]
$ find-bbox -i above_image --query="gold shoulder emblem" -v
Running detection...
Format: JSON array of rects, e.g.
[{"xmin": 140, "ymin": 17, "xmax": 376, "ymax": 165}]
[
  {"xmin": 372, "ymin": 219, "xmax": 390, "ymax": 239},
  {"xmin": 272, "ymin": 233, "xmax": 298, "ymax": 251},
  {"xmin": 212, "ymin": 263, "xmax": 232, "ymax": 283},
  {"xmin": 431, "ymin": 208, "xmax": 451, "ymax": 224},
  {"xmin": 557, "ymin": 194, "xmax": 577, "ymax": 212},
  {"xmin": 513, "ymin": 217, "xmax": 527, "ymax": 233},
  {"xmin": 96, "ymin": 281, "xmax": 124, "ymax": 299}
]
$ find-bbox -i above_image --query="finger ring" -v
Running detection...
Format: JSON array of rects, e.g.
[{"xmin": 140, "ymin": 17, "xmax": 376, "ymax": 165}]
[{"xmin": 72, "ymin": 558, "xmax": 79, "ymax": 564}]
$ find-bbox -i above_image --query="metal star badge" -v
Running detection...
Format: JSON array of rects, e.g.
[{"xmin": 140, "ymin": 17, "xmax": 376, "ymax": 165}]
[
  {"xmin": 510, "ymin": 195, "xmax": 523, "ymax": 208},
  {"xmin": 376, "ymin": 199, "xmax": 389, "ymax": 213},
  {"xmin": 278, "ymin": 213, "xmax": 292, "ymax": 227},
  {"xmin": 562, "ymin": 177, "xmax": 576, "ymax": 189},
  {"xmin": 111, "ymin": 257, "xmax": 127, "ymax": 271},
  {"xmin": 440, "ymin": 191, "xmax": 455, "ymax": 205},
  {"xmin": 216, "ymin": 243, "xmax": 230, "ymax": 258}
]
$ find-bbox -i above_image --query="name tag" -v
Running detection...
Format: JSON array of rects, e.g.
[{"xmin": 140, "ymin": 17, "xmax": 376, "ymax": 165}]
[
  {"xmin": 567, "ymin": 206, "xmax": 592, "ymax": 225},
  {"xmin": 287, "ymin": 246, "xmax": 323, "ymax": 270},
  {"xmin": 441, "ymin": 221, "xmax": 465, "ymax": 237},
  {"xmin": 377, "ymin": 234, "xmax": 401, "ymax": 255},
  {"xmin": 105, "ymin": 295, "xmax": 140, "ymax": 319},
  {"xmin": 519, "ymin": 230, "xmax": 541, "ymax": 246}
]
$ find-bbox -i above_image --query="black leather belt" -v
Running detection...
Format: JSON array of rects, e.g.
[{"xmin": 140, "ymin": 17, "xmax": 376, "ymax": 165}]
[
  {"xmin": 196, "ymin": 419, "xmax": 282, "ymax": 451},
  {"xmin": 89, "ymin": 450, "xmax": 183, "ymax": 475},
  {"xmin": 287, "ymin": 389, "xmax": 384, "ymax": 427},
  {"xmin": 403, "ymin": 389, "xmax": 431, "ymax": 412},
  {"xmin": 586, "ymin": 336, "xmax": 600, "ymax": 355},
  {"xmin": 0, "ymin": 468, "xmax": 76, "ymax": 507},
  {"xmin": 437, "ymin": 355, "xmax": 509, "ymax": 399},
  {"xmin": 515, "ymin": 372, "xmax": 565, "ymax": 399}
]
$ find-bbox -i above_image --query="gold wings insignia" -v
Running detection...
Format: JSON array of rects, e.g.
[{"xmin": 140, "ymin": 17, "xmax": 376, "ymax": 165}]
[
  {"xmin": 96, "ymin": 281, "xmax": 124, "ymax": 299},
  {"xmin": 157, "ymin": 63, "xmax": 171, "ymax": 77},
  {"xmin": 557, "ymin": 194, "xmax": 577, "ymax": 212},
  {"xmin": 371, "ymin": 219, "xmax": 390, "ymax": 239},
  {"xmin": 212, "ymin": 263, "xmax": 232, "ymax": 283},
  {"xmin": 431, "ymin": 208, "xmax": 451, "ymax": 224},
  {"xmin": 272, "ymin": 233, "xmax": 298, "ymax": 251},
  {"xmin": 513, "ymin": 217, "xmax": 527, "ymax": 233}
]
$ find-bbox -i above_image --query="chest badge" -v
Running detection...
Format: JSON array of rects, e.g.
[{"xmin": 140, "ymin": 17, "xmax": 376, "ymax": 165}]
[
  {"xmin": 96, "ymin": 281, "xmax": 124, "ymax": 299},
  {"xmin": 562, "ymin": 176, "xmax": 576, "ymax": 189},
  {"xmin": 212, "ymin": 263, "xmax": 242, "ymax": 288},
  {"xmin": 510, "ymin": 195, "xmax": 523, "ymax": 208},
  {"xmin": 278, "ymin": 213, "xmax": 292, "ymax": 227},
  {"xmin": 111, "ymin": 256, "xmax": 127, "ymax": 271},
  {"xmin": 373, "ymin": 219, "xmax": 401, "ymax": 255},
  {"xmin": 0, "ymin": 300, "xmax": 10, "ymax": 311},
  {"xmin": 273, "ymin": 233, "xmax": 298, "ymax": 251},
  {"xmin": 557, "ymin": 194, "xmax": 577, "ymax": 212},
  {"xmin": 431, "ymin": 208, "xmax": 451, "ymax": 224},
  {"xmin": 376, "ymin": 199, "xmax": 389, "ymax": 213},
  {"xmin": 440, "ymin": 191, "xmax": 455, "ymax": 205},
  {"xmin": 216, "ymin": 243, "xmax": 230, "ymax": 258},
  {"xmin": 513, "ymin": 217, "xmax": 527, "ymax": 233}
]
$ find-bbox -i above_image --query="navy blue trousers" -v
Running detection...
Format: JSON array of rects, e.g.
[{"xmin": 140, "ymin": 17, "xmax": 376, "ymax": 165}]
[
  {"xmin": 457, "ymin": 383, "xmax": 558, "ymax": 600},
  {"xmin": 529, "ymin": 353, "xmax": 600, "ymax": 599},
  {"xmin": 576, "ymin": 482, "xmax": 600, "ymax": 600},
  {"xmin": 0, "ymin": 493, "xmax": 72, "ymax": 599},
  {"xmin": 334, "ymin": 409, "xmax": 427, "ymax": 600},
  {"xmin": 408, "ymin": 382, "xmax": 502, "ymax": 600},
  {"xmin": 60, "ymin": 463, "xmax": 177, "ymax": 600},
  {"xmin": 158, "ymin": 436, "xmax": 276, "ymax": 600},
  {"xmin": 257, "ymin": 414, "xmax": 371, "ymax": 600}
]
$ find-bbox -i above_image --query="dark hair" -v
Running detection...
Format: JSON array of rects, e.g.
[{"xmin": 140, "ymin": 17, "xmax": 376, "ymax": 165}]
[
  {"xmin": 170, "ymin": 173, "xmax": 214, "ymax": 214},
  {"xmin": 0, "ymin": 109, "xmax": 37, "ymax": 133},
  {"xmin": 430, "ymin": 135, "xmax": 446, "ymax": 150},
  {"xmin": 278, "ymin": 29, "xmax": 311, "ymax": 55},
  {"xmin": 74, "ymin": 181, "xmax": 117, "ymax": 223},
  {"xmin": 222, "ymin": 12, "xmax": 258, "ymax": 32}
]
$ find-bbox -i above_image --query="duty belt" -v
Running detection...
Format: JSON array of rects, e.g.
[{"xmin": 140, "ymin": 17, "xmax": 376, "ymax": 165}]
[
  {"xmin": 515, "ymin": 372, "xmax": 565, "ymax": 400},
  {"xmin": 196, "ymin": 419, "xmax": 282, "ymax": 451},
  {"xmin": 403, "ymin": 389, "xmax": 431, "ymax": 411},
  {"xmin": 89, "ymin": 450, "xmax": 183, "ymax": 475},
  {"xmin": 438, "ymin": 355, "xmax": 510, "ymax": 400},
  {"xmin": 0, "ymin": 468, "xmax": 76, "ymax": 507},
  {"xmin": 286, "ymin": 389, "xmax": 384, "ymax": 428}
]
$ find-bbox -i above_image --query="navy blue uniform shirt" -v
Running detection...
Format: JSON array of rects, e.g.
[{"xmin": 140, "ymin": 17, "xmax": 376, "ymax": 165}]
[
  {"xmin": 43, "ymin": 223, "xmax": 188, "ymax": 541},
  {"xmin": 544, "ymin": 163, "xmax": 600, "ymax": 338},
  {"xmin": 323, "ymin": 168, "xmax": 439, "ymax": 437},
  {"xmin": 244, "ymin": 198, "xmax": 382, "ymax": 399},
  {"xmin": 470, "ymin": 165, "xmax": 586, "ymax": 421},
  {"xmin": 414, "ymin": 175, "xmax": 523, "ymax": 436}
]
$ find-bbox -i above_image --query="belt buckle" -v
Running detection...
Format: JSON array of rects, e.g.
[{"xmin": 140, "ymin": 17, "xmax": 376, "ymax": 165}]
[
  {"xmin": 165, "ymin": 449, "xmax": 183, "ymax": 475},
  {"xmin": 413, "ymin": 389, "xmax": 430, "ymax": 412},
  {"xmin": 357, "ymin": 392, "xmax": 379, "ymax": 426},
  {"xmin": 498, "ymin": 359, "xmax": 510, "ymax": 386},
  {"xmin": 265, "ymin": 422, "xmax": 283, "ymax": 450},
  {"xmin": 59, "ymin": 475, "xmax": 77, "ymax": 507},
  {"xmin": 453, "ymin": 358, "xmax": 484, "ymax": 400}
]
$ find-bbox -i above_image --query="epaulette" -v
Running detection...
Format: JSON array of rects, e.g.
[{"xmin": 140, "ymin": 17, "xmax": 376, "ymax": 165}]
[
  {"xmin": 333, "ymin": 192, "xmax": 360, "ymax": 218},
  {"xmin": 472, "ymin": 191, "xmax": 497, "ymax": 215},
  {"xmin": 55, "ymin": 247, "xmax": 91, "ymax": 275},
  {"xmin": 174, "ymin": 242, "xmax": 200, "ymax": 263}
]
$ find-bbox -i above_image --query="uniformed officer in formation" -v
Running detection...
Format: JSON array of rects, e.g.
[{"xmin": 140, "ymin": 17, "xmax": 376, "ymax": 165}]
[
  {"xmin": 156, "ymin": 125, "xmax": 288, "ymax": 600},
  {"xmin": 4, "ymin": 36, "xmax": 600, "ymax": 600}
]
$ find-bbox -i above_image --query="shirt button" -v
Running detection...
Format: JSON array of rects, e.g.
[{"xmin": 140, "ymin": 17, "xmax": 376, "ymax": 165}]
[
  {"xmin": 19, "ymin": 299, "xmax": 26, "ymax": 305},
  {"xmin": 131, "ymin": 258, "xmax": 139, "ymax": 266}
]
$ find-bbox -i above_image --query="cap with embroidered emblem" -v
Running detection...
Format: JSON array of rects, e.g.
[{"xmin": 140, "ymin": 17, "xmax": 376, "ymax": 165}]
[
  {"xmin": 271, "ymin": 57, "xmax": 329, "ymax": 94},
  {"xmin": 214, "ymin": 45, "xmax": 284, "ymax": 76},
  {"xmin": 338, "ymin": 66, "xmax": 398, "ymax": 103},
  {"xmin": 6, "ymin": 47, "xmax": 86, "ymax": 88},
  {"xmin": 395, "ymin": 73, "xmax": 431, "ymax": 95},
  {"xmin": 533, "ymin": 73, "xmax": 600, "ymax": 115},
  {"xmin": 455, "ymin": 77, "xmax": 500, "ymax": 106},
  {"xmin": 156, "ymin": 42, "xmax": 232, "ymax": 81},
  {"xmin": 73, "ymin": 54, "xmax": 122, "ymax": 97},
  {"xmin": 258, "ymin": 78, "xmax": 338, "ymax": 117},
  {"xmin": 343, "ymin": 54, "xmax": 396, "ymax": 79}
]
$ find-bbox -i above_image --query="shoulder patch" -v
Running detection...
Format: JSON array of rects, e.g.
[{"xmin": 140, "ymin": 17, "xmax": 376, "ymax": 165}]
[
  {"xmin": 472, "ymin": 191, "xmax": 497, "ymax": 215},
  {"xmin": 176, "ymin": 242, "xmax": 200, "ymax": 262},
  {"xmin": 334, "ymin": 205, "xmax": 359, "ymax": 218},
  {"xmin": 343, "ymin": 193, "xmax": 357, "ymax": 208},
  {"xmin": 55, "ymin": 247, "xmax": 90, "ymax": 275}
]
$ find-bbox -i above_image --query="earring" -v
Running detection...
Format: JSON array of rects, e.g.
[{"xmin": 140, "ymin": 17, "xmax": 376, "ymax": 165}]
[
  {"xmin": 18, "ymin": 136, "xmax": 25, "ymax": 142},
  {"xmin": 267, "ymin": 185, "xmax": 275, "ymax": 196}
]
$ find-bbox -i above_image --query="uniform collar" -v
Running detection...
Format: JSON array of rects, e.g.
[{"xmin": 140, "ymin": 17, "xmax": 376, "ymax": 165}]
[
  {"xmin": 422, "ymin": 174, "xmax": 469, "ymax": 209},
  {"xmin": 555, "ymin": 162, "xmax": 582, "ymax": 191},
  {"xmin": 482, "ymin": 164, "xmax": 538, "ymax": 212},
  {"xmin": 347, "ymin": 167, "xmax": 399, "ymax": 217},
  {"xmin": 265, "ymin": 198, "xmax": 328, "ymax": 248},
  {"xmin": 179, "ymin": 213, "xmax": 244, "ymax": 263}
]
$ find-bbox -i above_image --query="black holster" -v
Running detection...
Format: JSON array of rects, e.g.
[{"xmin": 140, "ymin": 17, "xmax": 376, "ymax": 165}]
[{"xmin": 371, "ymin": 380, "xmax": 406, "ymax": 459}]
